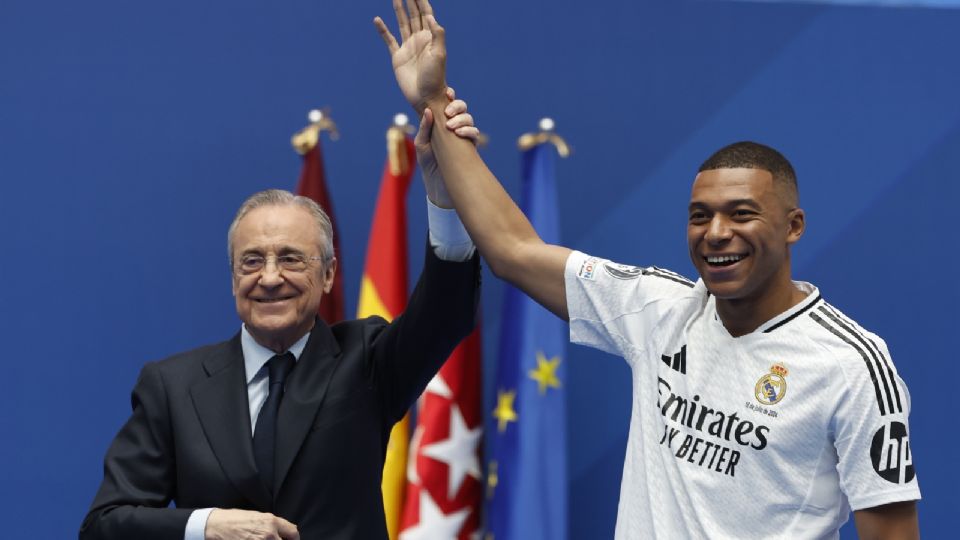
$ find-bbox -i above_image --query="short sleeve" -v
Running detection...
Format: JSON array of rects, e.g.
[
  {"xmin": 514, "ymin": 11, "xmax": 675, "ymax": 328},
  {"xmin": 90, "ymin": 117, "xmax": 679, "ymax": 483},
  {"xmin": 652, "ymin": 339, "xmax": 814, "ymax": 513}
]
[
  {"xmin": 564, "ymin": 250, "xmax": 697, "ymax": 361},
  {"xmin": 831, "ymin": 334, "xmax": 921, "ymax": 510}
]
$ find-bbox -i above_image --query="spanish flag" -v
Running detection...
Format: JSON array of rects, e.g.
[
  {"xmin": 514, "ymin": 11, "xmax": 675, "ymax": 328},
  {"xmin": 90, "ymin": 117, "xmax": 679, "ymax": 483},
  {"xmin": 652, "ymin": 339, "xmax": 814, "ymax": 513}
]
[{"xmin": 357, "ymin": 122, "xmax": 416, "ymax": 540}]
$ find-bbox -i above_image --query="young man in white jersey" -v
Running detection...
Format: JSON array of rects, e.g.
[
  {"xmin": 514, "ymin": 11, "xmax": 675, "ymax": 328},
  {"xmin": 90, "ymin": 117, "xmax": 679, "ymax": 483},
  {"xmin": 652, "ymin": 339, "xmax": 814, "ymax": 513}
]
[{"xmin": 375, "ymin": 1, "xmax": 920, "ymax": 537}]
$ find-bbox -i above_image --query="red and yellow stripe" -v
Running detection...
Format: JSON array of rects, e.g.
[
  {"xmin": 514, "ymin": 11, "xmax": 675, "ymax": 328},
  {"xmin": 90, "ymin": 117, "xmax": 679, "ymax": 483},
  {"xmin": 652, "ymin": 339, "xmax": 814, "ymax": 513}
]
[{"xmin": 357, "ymin": 126, "xmax": 416, "ymax": 540}]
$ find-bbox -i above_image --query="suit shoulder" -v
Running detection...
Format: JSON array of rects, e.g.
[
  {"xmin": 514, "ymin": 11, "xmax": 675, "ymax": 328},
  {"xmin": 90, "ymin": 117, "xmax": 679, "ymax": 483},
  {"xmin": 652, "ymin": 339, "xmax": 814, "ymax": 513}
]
[
  {"xmin": 329, "ymin": 316, "xmax": 390, "ymax": 343},
  {"xmin": 147, "ymin": 337, "xmax": 237, "ymax": 375}
]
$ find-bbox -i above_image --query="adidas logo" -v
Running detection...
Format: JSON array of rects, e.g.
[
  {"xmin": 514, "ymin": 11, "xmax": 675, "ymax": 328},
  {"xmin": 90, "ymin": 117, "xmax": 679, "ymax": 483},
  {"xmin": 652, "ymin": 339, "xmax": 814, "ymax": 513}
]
[{"xmin": 661, "ymin": 345, "xmax": 687, "ymax": 374}]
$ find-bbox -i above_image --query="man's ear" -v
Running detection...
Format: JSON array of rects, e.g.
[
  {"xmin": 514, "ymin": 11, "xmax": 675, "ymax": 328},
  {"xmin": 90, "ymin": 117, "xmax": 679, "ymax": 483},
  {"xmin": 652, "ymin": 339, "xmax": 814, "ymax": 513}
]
[
  {"xmin": 786, "ymin": 208, "xmax": 805, "ymax": 245},
  {"xmin": 322, "ymin": 258, "xmax": 338, "ymax": 294}
]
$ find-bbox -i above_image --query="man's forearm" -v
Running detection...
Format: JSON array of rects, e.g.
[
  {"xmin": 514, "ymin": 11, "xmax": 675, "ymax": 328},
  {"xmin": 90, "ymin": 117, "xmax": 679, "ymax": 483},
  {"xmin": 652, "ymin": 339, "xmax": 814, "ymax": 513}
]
[{"xmin": 424, "ymin": 98, "xmax": 541, "ymax": 281}]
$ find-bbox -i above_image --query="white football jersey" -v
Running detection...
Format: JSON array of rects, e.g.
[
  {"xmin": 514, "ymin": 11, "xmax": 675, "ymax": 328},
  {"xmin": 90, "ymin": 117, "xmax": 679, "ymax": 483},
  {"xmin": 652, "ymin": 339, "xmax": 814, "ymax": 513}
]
[{"xmin": 565, "ymin": 251, "xmax": 920, "ymax": 539}]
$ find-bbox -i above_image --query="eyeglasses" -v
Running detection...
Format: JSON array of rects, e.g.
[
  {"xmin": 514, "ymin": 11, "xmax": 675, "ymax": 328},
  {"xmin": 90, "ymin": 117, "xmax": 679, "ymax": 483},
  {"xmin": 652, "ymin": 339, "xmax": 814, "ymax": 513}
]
[{"xmin": 235, "ymin": 253, "xmax": 327, "ymax": 275}]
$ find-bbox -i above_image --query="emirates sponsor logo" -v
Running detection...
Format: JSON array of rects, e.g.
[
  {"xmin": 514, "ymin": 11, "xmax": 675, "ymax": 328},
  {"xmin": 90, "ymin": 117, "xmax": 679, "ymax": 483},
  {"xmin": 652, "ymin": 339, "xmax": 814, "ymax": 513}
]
[{"xmin": 657, "ymin": 377, "xmax": 771, "ymax": 478}]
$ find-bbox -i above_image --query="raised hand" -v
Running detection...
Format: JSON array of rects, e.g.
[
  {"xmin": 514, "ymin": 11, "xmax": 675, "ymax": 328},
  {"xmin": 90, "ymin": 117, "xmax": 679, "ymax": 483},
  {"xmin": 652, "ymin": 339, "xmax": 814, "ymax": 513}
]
[
  {"xmin": 374, "ymin": 0, "xmax": 447, "ymax": 114},
  {"xmin": 416, "ymin": 87, "xmax": 478, "ymax": 208}
]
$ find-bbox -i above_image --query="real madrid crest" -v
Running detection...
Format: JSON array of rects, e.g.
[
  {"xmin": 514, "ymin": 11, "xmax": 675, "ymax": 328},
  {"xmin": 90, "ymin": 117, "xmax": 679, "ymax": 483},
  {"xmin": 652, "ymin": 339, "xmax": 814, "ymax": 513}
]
[{"xmin": 755, "ymin": 363, "xmax": 788, "ymax": 405}]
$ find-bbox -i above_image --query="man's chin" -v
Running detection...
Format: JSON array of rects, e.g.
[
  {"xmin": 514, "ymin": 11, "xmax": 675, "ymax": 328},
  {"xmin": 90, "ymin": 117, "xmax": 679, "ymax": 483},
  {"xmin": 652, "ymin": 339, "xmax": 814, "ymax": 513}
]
[
  {"xmin": 245, "ymin": 316, "xmax": 308, "ymax": 348},
  {"xmin": 703, "ymin": 280, "xmax": 747, "ymax": 300}
]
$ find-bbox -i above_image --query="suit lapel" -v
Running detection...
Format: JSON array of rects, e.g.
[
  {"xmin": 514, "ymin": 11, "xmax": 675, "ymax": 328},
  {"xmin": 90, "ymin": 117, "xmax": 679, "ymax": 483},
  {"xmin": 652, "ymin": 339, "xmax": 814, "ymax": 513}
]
[
  {"xmin": 273, "ymin": 320, "xmax": 342, "ymax": 497},
  {"xmin": 190, "ymin": 335, "xmax": 272, "ymax": 510}
]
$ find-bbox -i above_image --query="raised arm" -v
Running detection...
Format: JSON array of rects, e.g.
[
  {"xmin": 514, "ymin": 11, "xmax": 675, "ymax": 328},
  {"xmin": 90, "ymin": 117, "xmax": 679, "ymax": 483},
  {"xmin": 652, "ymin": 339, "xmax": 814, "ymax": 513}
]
[{"xmin": 374, "ymin": 0, "xmax": 572, "ymax": 320}]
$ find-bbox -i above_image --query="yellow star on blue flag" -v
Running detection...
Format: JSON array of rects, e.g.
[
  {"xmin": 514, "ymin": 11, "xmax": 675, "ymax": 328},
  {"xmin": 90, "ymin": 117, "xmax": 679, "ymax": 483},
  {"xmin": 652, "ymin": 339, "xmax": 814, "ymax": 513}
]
[{"xmin": 528, "ymin": 352, "xmax": 562, "ymax": 395}]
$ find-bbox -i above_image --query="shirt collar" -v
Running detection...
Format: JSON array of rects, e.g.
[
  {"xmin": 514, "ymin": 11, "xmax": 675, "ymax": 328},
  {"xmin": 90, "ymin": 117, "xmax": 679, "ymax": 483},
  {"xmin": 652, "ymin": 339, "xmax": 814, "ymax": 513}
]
[
  {"xmin": 755, "ymin": 281, "xmax": 821, "ymax": 334},
  {"xmin": 705, "ymin": 281, "xmax": 821, "ymax": 336},
  {"xmin": 241, "ymin": 325, "xmax": 310, "ymax": 384}
]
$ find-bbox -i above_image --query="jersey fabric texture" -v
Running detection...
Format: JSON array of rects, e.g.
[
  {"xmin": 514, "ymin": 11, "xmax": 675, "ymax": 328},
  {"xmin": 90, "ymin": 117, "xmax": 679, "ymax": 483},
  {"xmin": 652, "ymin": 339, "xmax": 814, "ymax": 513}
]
[{"xmin": 564, "ymin": 251, "xmax": 920, "ymax": 540}]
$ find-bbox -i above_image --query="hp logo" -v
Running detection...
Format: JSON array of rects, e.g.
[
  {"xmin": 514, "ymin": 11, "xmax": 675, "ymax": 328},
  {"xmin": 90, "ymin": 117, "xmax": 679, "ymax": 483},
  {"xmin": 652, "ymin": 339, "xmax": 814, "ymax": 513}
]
[{"xmin": 870, "ymin": 421, "xmax": 915, "ymax": 484}]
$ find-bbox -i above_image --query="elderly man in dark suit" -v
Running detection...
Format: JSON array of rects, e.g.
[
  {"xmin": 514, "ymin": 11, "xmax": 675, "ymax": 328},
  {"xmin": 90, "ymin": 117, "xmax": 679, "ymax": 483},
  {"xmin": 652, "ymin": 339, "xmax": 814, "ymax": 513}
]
[{"xmin": 81, "ymin": 99, "xmax": 482, "ymax": 540}]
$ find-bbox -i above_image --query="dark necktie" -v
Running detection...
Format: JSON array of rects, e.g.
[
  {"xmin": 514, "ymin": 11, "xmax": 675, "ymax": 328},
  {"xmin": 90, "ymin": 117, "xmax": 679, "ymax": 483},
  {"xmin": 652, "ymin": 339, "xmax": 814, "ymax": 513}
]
[{"xmin": 253, "ymin": 352, "xmax": 295, "ymax": 494}]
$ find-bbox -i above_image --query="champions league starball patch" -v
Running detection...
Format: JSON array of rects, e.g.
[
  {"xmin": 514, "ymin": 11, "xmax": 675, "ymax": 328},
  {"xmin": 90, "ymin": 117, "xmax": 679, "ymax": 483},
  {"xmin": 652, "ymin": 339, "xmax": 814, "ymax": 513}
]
[
  {"xmin": 754, "ymin": 364, "xmax": 788, "ymax": 405},
  {"xmin": 603, "ymin": 262, "xmax": 642, "ymax": 280}
]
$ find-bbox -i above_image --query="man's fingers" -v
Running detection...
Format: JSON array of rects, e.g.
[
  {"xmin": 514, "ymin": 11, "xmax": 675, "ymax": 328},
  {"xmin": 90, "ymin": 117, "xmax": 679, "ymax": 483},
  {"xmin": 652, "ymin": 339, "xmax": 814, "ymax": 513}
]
[
  {"xmin": 445, "ymin": 86, "xmax": 456, "ymax": 101},
  {"xmin": 444, "ymin": 99, "xmax": 468, "ymax": 118},
  {"xmin": 445, "ymin": 113, "xmax": 474, "ymax": 131},
  {"xmin": 425, "ymin": 14, "xmax": 445, "ymax": 50},
  {"xmin": 418, "ymin": 0, "xmax": 436, "ymax": 18},
  {"xmin": 373, "ymin": 17, "xmax": 400, "ymax": 54},
  {"xmin": 416, "ymin": 109, "xmax": 435, "ymax": 147},
  {"xmin": 393, "ymin": 0, "xmax": 411, "ymax": 41},
  {"xmin": 274, "ymin": 516, "xmax": 300, "ymax": 540},
  {"xmin": 454, "ymin": 126, "xmax": 480, "ymax": 143},
  {"xmin": 408, "ymin": 0, "xmax": 423, "ymax": 33}
]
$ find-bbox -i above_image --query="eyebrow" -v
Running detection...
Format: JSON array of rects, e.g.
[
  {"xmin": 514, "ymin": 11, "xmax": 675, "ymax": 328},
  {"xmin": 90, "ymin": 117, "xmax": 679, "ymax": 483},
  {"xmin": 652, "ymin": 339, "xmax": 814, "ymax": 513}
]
[
  {"xmin": 688, "ymin": 199, "xmax": 763, "ymax": 212},
  {"xmin": 238, "ymin": 246, "xmax": 309, "ymax": 256}
]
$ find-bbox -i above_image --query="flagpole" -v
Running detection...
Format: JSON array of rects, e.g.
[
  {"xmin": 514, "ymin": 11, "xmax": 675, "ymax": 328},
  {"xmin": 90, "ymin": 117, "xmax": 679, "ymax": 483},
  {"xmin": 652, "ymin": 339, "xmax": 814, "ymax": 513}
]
[
  {"xmin": 489, "ymin": 118, "xmax": 569, "ymax": 540},
  {"xmin": 517, "ymin": 117, "xmax": 571, "ymax": 157},
  {"xmin": 289, "ymin": 107, "xmax": 346, "ymax": 323},
  {"xmin": 373, "ymin": 113, "xmax": 417, "ymax": 540}
]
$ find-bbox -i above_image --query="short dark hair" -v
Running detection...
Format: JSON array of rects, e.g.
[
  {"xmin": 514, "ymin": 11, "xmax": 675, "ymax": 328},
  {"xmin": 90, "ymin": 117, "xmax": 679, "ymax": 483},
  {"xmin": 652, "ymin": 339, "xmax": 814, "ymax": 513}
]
[{"xmin": 698, "ymin": 141, "xmax": 798, "ymax": 206}]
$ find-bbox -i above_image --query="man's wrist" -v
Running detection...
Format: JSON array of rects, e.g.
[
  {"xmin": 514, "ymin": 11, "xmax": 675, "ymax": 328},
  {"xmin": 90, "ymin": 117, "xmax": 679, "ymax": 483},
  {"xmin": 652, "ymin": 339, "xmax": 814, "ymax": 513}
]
[
  {"xmin": 424, "ymin": 95, "xmax": 449, "ymax": 115},
  {"xmin": 184, "ymin": 508, "xmax": 214, "ymax": 540},
  {"xmin": 426, "ymin": 185, "xmax": 454, "ymax": 209}
]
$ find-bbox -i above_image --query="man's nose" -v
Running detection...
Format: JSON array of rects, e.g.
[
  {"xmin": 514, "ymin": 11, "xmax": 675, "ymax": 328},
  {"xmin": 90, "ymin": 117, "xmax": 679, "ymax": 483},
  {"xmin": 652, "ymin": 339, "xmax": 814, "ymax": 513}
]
[
  {"xmin": 705, "ymin": 216, "xmax": 733, "ymax": 244},
  {"xmin": 258, "ymin": 260, "xmax": 285, "ymax": 287}
]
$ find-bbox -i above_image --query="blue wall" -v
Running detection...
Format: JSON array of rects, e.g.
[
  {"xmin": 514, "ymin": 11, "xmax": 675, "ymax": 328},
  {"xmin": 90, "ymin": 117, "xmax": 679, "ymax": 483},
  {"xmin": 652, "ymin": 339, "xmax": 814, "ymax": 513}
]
[{"xmin": 1, "ymin": 0, "xmax": 956, "ymax": 537}]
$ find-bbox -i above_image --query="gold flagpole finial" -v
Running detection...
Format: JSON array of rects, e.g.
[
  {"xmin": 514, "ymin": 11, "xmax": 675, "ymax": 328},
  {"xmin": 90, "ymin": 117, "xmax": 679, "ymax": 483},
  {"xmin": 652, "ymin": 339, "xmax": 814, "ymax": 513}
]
[
  {"xmin": 387, "ymin": 113, "xmax": 414, "ymax": 175},
  {"xmin": 390, "ymin": 113, "xmax": 416, "ymax": 135},
  {"xmin": 517, "ymin": 117, "xmax": 570, "ymax": 157},
  {"xmin": 291, "ymin": 108, "xmax": 339, "ymax": 155}
]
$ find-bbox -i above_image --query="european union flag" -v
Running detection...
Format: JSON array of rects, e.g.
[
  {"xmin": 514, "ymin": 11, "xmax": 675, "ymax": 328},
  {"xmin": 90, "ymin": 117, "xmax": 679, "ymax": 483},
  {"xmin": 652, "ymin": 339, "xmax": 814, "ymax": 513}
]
[{"xmin": 488, "ymin": 141, "xmax": 567, "ymax": 540}]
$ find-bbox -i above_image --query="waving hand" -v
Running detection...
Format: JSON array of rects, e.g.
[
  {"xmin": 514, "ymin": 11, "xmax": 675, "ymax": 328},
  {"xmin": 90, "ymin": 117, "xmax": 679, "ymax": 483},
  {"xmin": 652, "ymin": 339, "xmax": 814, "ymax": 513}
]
[{"xmin": 374, "ymin": 0, "xmax": 448, "ymax": 114}]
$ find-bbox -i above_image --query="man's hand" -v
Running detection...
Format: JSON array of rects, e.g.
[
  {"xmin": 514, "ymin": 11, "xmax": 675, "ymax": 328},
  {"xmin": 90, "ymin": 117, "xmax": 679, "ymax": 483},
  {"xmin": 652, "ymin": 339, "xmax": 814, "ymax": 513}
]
[
  {"xmin": 416, "ymin": 87, "xmax": 478, "ymax": 208},
  {"xmin": 374, "ymin": 0, "xmax": 447, "ymax": 114},
  {"xmin": 205, "ymin": 509, "xmax": 300, "ymax": 540}
]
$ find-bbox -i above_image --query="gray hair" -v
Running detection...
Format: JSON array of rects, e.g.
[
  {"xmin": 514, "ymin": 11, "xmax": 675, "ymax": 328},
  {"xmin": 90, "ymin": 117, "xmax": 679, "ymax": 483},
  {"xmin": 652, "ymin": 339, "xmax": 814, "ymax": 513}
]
[{"xmin": 227, "ymin": 189, "xmax": 335, "ymax": 265}]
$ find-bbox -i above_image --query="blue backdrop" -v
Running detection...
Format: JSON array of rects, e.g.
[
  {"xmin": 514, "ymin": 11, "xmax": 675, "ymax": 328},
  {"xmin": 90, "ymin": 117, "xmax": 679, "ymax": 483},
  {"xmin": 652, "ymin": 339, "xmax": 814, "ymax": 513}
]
[{"xmin": 1, "ymin": 0, "xmax": 956, "ymax": 537}]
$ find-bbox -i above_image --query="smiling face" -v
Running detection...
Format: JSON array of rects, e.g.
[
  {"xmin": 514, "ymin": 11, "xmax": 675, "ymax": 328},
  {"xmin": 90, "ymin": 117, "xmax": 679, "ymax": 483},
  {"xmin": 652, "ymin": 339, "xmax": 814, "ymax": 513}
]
[
  {"xmin": 230, "ymin": 204, "xmax": 336, "ymax": 352},
  {"xmin": 687, "ymin": 167, "xmax": 804, "ymax": 303}
]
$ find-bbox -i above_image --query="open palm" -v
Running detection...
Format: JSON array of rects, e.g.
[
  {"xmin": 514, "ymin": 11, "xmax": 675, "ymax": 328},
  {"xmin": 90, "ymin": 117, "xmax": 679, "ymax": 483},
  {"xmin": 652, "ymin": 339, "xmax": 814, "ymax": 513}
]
[{"xmin": 375, "ymin": 0, "xmax": 447, "ymax": 113}]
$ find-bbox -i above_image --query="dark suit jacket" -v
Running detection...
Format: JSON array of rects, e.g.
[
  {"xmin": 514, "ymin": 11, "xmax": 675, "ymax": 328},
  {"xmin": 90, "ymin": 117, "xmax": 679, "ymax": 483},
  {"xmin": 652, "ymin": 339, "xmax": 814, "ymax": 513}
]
[{"xmin": 80, "ymin": 247, "xmax": 480, "ymax": 540}]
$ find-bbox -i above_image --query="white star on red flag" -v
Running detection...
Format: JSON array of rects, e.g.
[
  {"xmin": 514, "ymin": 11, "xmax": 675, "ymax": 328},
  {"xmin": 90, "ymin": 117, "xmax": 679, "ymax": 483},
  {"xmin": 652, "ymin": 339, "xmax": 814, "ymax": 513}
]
[
  {"xmin": 421, "ymin": 404, "xmax": 483, "ymax": 499},
  {"xmin": 398, "ymin": 490, "xmax": 470, "ymax": 540},
  {"xmin": 398, "ymin": 329, "xmax": 483, "ymax": 539},
  {"xmin": 425, "ymin": 373, "xmax": 453, "ymax": 398}
]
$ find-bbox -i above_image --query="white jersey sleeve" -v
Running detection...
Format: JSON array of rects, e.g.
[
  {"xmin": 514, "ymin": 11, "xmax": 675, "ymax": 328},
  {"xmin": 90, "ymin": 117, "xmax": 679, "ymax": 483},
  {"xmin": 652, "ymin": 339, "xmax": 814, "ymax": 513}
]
[
  {"xmin": 564, "ymin": 250, "xmax": 697, "ymax": 362},
  {"xmin": 815, "ymin": 305, "xmax": 921, "ymax": 510}
]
